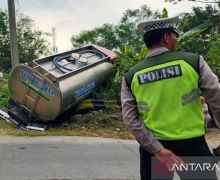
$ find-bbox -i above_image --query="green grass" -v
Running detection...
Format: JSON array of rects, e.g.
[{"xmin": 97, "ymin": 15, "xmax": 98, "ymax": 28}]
[
  {"xmin": 0, "ymin": 79, "xmax": 10, "ymax": 107},
  {"xmin": 0, "ymin": 111, "xmax": 219, "ymax": 141},
  {"xmin": 0, "ymin": 110, "xmax": 134, "ymax": 139}
]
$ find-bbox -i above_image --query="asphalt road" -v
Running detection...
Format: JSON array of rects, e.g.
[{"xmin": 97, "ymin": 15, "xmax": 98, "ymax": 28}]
[
  {"xmin": 0, "ymin": 137, "xmax": 139, "ymax": 180},
  {"xmin": 0, "ymin": 136, "xmax": 219, "ymax": 180}
]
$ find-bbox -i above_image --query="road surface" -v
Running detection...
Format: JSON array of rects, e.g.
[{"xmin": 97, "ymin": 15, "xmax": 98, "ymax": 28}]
[{"xmin": 0, "ymin": 136, "xmax": 219, "ymax": 180}]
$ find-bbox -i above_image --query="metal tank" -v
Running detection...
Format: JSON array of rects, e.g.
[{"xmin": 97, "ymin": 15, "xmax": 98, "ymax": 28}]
[{"xmin": 8, "ymin": 45, "xmax": 116, "ymax": 122}]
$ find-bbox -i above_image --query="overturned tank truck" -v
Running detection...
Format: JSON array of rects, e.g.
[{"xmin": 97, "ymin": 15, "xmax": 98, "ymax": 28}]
[{"xmin": 6, "ymin": 45, "xmax": 117, "ymax": 130}]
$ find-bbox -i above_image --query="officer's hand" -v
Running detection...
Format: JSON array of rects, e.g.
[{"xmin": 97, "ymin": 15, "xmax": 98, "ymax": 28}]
[
  {"xmin": 213, "ymin": 144, "xmax": 220, "ymax": 156},
  {"xmin": 216, "ymin": 144, "xmax": 220, "ymax": 155},
  {"xmin": 154, "ymin": 148, "xmax": 184, "ymax": 171}
]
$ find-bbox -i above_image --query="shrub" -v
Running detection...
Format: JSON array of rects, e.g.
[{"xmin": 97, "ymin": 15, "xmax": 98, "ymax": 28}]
[{"xmin": 0, "ymin": 78, "xmax": 10, "ymax": 107}]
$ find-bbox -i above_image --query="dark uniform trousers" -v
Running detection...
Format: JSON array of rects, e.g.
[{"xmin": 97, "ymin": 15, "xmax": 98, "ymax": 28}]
[{"xmin": 140, "ymin": 136, "xmax": 218, "ymax": 180}]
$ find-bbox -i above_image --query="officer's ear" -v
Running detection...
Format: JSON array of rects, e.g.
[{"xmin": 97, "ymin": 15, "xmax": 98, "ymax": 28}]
[{"xmin": 162, "ymin": 32, "xmax": 170, "ymax": 45}]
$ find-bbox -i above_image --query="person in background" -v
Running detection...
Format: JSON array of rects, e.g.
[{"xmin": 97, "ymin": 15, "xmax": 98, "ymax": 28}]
[{"xmin": 201, "ymin": 96, "xmax": 211, "ymax": 128}]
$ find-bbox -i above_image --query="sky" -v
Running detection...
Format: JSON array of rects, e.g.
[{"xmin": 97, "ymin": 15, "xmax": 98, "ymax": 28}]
[{"xmin": 1, "ymin": 0, "xmax": 206, "ymax": 53}]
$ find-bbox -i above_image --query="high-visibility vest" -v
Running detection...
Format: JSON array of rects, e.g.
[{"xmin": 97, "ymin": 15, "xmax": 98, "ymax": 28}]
[{"xmin": 124, "ymin": 51, "xmax": 204, "ymax": 140}]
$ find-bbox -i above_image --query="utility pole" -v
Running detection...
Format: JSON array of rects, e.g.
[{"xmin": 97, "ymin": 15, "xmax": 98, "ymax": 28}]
[
  {"xmin": 52, "ymin": 27, "xmax": 58, "ymax": 54},
  {"xmin": 8, "ymin": 0, "xmax": 19, "ymax": 69}
]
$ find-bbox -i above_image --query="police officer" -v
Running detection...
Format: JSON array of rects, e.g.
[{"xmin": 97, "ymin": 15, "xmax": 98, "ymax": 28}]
[{"xmin": 121, "ymin": 16, "xmax": 220, "ymax": 179}]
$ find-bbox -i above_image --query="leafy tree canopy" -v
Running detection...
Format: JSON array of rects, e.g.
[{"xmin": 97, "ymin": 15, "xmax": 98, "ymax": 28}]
[
  {"xmin": 71, "ymin": 4, "xmax": 220, "ymax": 99},
  {"xmin": 71, "ymin": 5, "xmax": 160, "ymax": 53},
  {"xmin": 165, "ymin": 0, "xmax": 220, "ymax": 5},
  {"xmin": 0, "ymin": 9, "xmax": 50, "ymax": 69},
  {"xmin": 177, "ymin": 5, "xmax": 220, "ymax": 55},
  {"xmin": 160, "ymin": 8, "xmax": 169, "ymax": 18},
  {"xmin": 71, "ymin": 6, "xmax": 171, "ymax": 99}
]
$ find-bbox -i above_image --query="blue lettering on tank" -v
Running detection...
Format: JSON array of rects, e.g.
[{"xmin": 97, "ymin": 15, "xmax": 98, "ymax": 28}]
[
  {"xmin": 20, "ymin": 69, "xmax": 55, "ymax": 96},
  {"xmin": 75, "ymin": 82, "xmax": 96, "ymax": 97}
]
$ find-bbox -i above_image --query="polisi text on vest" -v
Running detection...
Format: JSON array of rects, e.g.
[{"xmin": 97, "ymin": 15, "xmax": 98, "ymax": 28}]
[{"xmin": 138, "ymin": 64, "xmax": 182, "ymax": 84}]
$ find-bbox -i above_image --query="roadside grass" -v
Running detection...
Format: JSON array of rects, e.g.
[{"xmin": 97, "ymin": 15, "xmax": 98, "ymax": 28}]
[
  {"xmin": 0, "ymin": 109, "xmax": 134, "ymax": 139},
  {"xmin": 0, "ymin": 108, "xmax": 219, "ymax": 141}
]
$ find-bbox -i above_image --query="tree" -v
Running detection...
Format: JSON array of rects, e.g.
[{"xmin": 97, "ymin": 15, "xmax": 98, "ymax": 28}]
[
  {"xmin": 71, "ymin": 5, "xmax": 220, "ymax": 99},
  {"xmin": 71, "ymin": 5, "xmax": 159, "ymax": 99},
  {"xmin": 160, "ymin": 8, "xmax": 168, "ymax": 18},
  {"xmin": 71, "ymin": 5, "xmax": 160, "ymax": 53},
  {"xmin": 0, "ymin": 10, "xmax": 50, "ymax": 69},
  {"xmin": 0, "ymin": 9, "xmax": 11, "ymax": 69},
  {"xmin": 16, "ymin": 14, "xmax": 50, "ymax": 63},
  {"xmin": 175, "ymin": 4, "xmax": 220, "ymax": 81},
  {"xmin": 177, "ymin": 5, "xmax": 220, "ymax": 55},
  {"xmin": 206, "ymin": 34, "xmax": 220, "ymax": 77},
  {"xmin": 71, "ymin": 24, "xmax": 120, "ymax": 51},
  {"xmin": 165, "ymin": 0, "xmax": 219, "ymax": 5}
]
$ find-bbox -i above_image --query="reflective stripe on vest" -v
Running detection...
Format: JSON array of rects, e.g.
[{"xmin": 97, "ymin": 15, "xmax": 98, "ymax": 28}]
[{"xmin": 131, "ymin": 59, "xmax": 204, "ymax": 140}]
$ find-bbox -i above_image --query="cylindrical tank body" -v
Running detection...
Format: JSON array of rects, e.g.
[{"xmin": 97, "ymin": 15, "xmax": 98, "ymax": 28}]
[{"xmin": 8, "ymin": 45, "xmax": 115, "ymax": 122}]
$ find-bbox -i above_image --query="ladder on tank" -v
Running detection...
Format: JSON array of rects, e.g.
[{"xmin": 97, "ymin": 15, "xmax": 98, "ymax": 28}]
[{"xmin": 21, "ymin": 66, "xmax": 50, "ymax": 118}]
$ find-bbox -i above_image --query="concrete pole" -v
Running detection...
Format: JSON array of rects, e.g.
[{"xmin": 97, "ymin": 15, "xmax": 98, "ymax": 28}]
[{"xmin": 8, "ymin": 0, "xmax": 19, "ymax": 69}]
